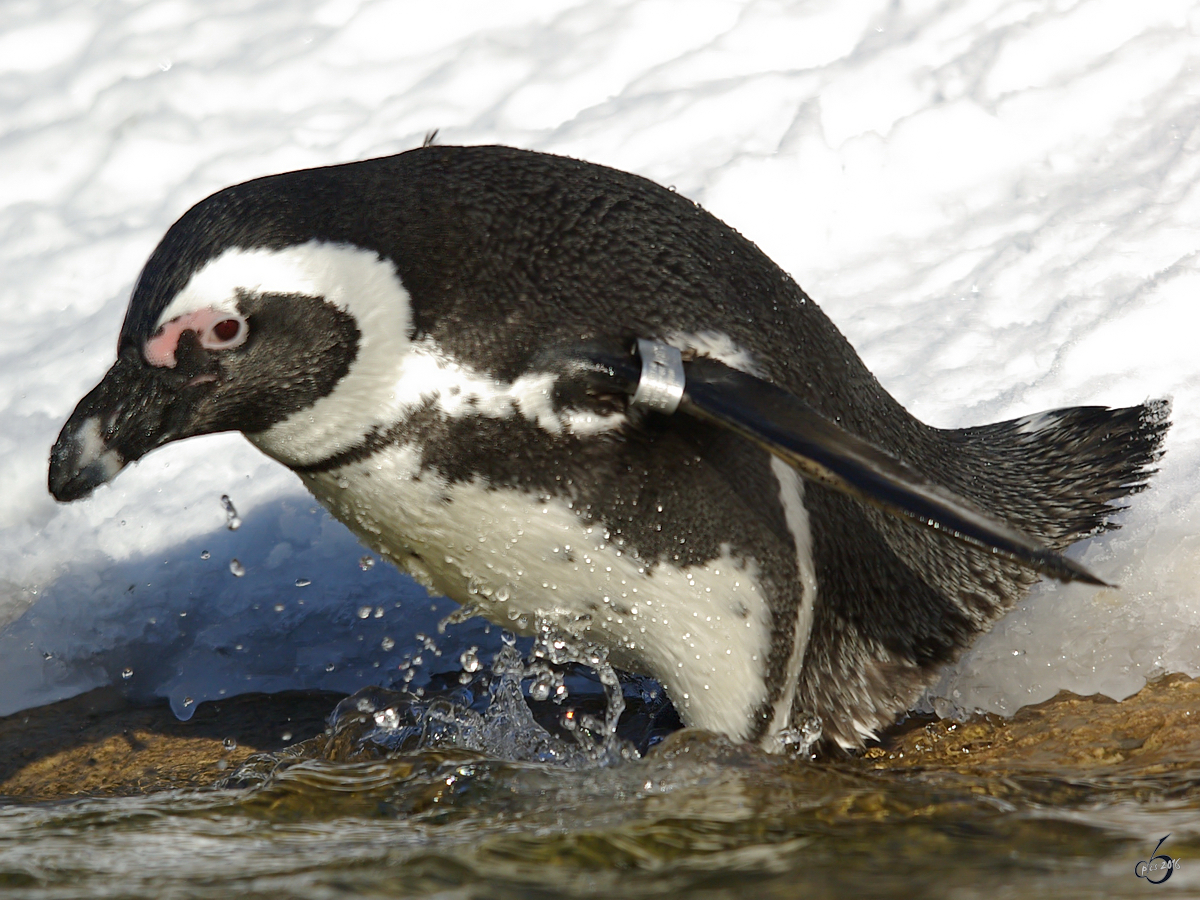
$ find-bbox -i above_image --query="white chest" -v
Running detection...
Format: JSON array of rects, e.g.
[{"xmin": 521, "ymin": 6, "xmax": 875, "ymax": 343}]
[{"xmin": 297, "ymin": 442, "xmax": 774, "ymax": 740}]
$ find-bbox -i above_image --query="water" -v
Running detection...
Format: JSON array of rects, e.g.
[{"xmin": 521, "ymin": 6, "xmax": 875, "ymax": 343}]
[
  {"xmin": 1, "ymin": 732, "xmax": 1198, "ymax": 899},
  {"xmin": 1, "ymin": 643, "xmax": 1198, "ymax": 899}
]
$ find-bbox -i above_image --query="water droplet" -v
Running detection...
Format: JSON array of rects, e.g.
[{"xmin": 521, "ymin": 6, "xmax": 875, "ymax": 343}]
[
  {"xmin": 280, "ymin": 731, "xmax": 292, "ymax": 742},
  {"xmin": 359, "ymin": 555, "xmax": 375, "ymax": 571},
  {"xmin": 295, "ymin": 578, "xmax": 311, "ymax": 587},
  {"xmin": 355, "ymin": 696, "xmax": 376, "ymax": 713},
  {"xmin": 373, "ymin": 606, "xmax": 384, "ymax": 618},
  {"xmin": 120, "ymin": 667, "xmax": 133, "ymax": 680},
  {"xmin": 357, "ymin": 605, "xmax": 372, "ymax": 619},
  {"xmin": 273, "ymin": 603, "xmax": 285, "ymax": 613},
  {"xmin": 381, "ymin": 636, "xmax": 395, "ymax": 651},
  {"xmin": 222, "ymin": 737, "xmax": 237, "ymax": 751},
  {"xmin": 529, "ymin": 670, "xmax": 557, "ymax": 702},
  {"xmin": 200, "ymin": 550, "xmax": 210, "ymax": 560},
  {"xmin": 220, "ymin": 494, "xmax": 241, "ymax": 530},
  {"xmin": 373, "ymin": 707, "xmax": 400, "ymax": 729},
  {"xmin": 460, "ymin": 647, "xmax": 482, "ymax": 673},
  {"xmin": 229, "ymin": 559, "xmax": 245, "ymax": 577},
  {"xmin": 183, "ymin": 696, "xmax": 194, "ymax": 708},
  {"xmin": 325, "ymin": 662, "xmax": 336, "ymax": 672},
  {"xmin": 501, "ymin": 630, "xmax": 516, "ymax": 647}
]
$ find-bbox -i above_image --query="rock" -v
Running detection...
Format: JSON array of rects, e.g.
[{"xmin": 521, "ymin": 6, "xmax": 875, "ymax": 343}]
[
  {"xmin": 861, "ymin": 673, "xmax": 1200, "ymax": 775},
  {"xmin": 0, "ymin": 687, "xmax": 341, "ymax": 800},
  {"xmin": 1, "ymin": 674, "xmax": 1197, "ymax": 801}
]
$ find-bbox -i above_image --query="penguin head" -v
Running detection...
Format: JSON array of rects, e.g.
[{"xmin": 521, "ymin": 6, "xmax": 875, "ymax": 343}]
[{"xmin": 47, "ymin": 172, "xmax": 418, "ymax": 501}]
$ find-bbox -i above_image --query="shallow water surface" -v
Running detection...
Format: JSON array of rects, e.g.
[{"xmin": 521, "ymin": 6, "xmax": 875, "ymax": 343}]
[{"xmin": 2, "ymin": 676, "xmax": 1199, "ymax": 900}]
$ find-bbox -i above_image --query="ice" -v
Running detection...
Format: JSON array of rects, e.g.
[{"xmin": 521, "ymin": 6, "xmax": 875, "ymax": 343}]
[{"xmin": 1, "ymin": 0, "xmax": 1199, "ymax": 723}]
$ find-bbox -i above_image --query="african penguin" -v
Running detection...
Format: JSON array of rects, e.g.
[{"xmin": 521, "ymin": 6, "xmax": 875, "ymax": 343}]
[{"xmin": 49, "ymin": 145, "xmax": 1169, "ymax": 752}]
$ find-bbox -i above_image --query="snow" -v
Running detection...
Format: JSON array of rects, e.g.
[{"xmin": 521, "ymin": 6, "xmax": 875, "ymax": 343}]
[{"xmin": 1, "ymin": 0, "xmax": 1199, "ymax": 721}]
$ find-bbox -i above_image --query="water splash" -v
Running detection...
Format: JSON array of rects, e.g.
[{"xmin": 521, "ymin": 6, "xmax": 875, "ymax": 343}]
[
  {"xmin": 774, "ymin": 714, "xmax": 823, "ymax": 758},
  {"xmin": 321, "ymin": 616, "xmax": 678, "ymax": 768},
  {"xmin": 528, "ymin": 620, "xmax": 627, "ymax": 752}
]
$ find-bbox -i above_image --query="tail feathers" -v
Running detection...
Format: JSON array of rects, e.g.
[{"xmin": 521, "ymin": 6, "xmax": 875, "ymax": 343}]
[
  {"xmin": 944, "ymin": 398, "xmax": 1170, "ymax": 549},
  {"xmin": 795, "ymin": 399, "xmax": 1170, "ymax": 752}
]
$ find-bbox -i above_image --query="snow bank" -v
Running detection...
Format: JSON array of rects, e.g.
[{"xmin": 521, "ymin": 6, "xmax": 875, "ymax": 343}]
[{"xmin": 1, "ymin": 0, "xmax": 1197, "ymax": 719}]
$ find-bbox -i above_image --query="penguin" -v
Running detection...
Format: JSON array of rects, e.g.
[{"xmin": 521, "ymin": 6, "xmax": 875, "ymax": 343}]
[{"xmin": 48, "ymin": 145, "xmax": 1169, "ymax": 751}]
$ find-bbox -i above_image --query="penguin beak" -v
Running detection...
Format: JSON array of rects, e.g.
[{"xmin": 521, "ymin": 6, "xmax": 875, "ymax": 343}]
[{"xmin": 49, "ymin": 350, "xmax": 199, "ymax": 502}]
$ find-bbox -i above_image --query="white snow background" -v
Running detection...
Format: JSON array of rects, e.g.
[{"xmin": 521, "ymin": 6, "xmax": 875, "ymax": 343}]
[{"xmin": 1, "ymin": 0, "xmax": 1198, "ymax": 722}]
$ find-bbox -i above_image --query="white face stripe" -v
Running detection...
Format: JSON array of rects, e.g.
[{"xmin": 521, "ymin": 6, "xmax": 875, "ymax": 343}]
[
  {"xmin": 153, "ymin": 240, "xmax": 627, "ymax": 466},
  {"xmin": 303, "ymin": 444, "xmax": 774, "ymax": 740},
  {"xmin": 760, "ymin": 457, "xmax": 819, "ymax": 750},
  {"xmin": 158, "ymin": 241, "xmax": 416, "ymax": 464},
  {"xmin": 153, "ymin": 241, "xmax": 401, "ymax": 328}
]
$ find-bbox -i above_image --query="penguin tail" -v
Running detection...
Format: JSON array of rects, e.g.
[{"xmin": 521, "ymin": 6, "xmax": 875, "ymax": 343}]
[
  {"xmin": 943, "ymin": 397, "xmax": 1171, "ymax": 550},
  {"xmin": 797, "ymin": 398, "xmax": 1169, "ymax": 753}
]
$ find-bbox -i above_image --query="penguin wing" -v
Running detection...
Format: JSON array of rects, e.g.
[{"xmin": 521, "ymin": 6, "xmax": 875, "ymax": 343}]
[{"xmin": 553, "ymin": 339, "xmax": 1106, "ymax": 587}]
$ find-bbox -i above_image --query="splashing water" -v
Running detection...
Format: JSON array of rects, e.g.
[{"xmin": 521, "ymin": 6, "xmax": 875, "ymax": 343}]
[
  {"xmin": 775, "ymin": 715, "xmax": 823, "ymax": 758},
  {"xmin": 529, "ymin": 619, "xmax": 628, "ymax": 749},
  {"xmin": 317, "ymin": 616, "xmax": 677, "ymax": 768}
]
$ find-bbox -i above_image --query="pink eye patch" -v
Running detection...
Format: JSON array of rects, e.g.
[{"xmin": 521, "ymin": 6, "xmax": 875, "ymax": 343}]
[{"xmin": 144, "ymin": 308, "xmax": 248, "ymax": 368}]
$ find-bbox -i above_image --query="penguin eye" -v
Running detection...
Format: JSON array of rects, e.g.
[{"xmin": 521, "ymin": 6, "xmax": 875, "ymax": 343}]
[{"xmin": 201, "ymin": 315, "xmax": 248, "ymax": 351}]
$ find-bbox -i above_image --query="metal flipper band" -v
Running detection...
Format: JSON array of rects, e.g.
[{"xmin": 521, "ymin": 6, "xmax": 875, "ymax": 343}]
[{"xmin": 630, "ymin": 339, "xmax": 685, "ymax": 415}]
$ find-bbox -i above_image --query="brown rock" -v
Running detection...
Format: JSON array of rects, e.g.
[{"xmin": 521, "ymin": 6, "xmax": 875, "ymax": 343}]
[
  {"xmin": 0, "ymin": 687, "xmax": 341, "ymax": 800},
  {"xmin": 2, "ymin": 673, "xmax": 1198, "ymax": 801},
  {"xmin": 861, "ymin": 672, "xmax": 1200, "ymax": 776}
]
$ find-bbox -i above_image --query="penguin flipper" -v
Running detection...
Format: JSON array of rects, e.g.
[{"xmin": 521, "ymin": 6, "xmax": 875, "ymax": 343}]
[
  {"xmin": 676, "ymin": 355, "xmax": 1106, "ymax": 586},
  {"xmin": 556, "ymin": 340, "xmax": 1105, "ymax": 586}
]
